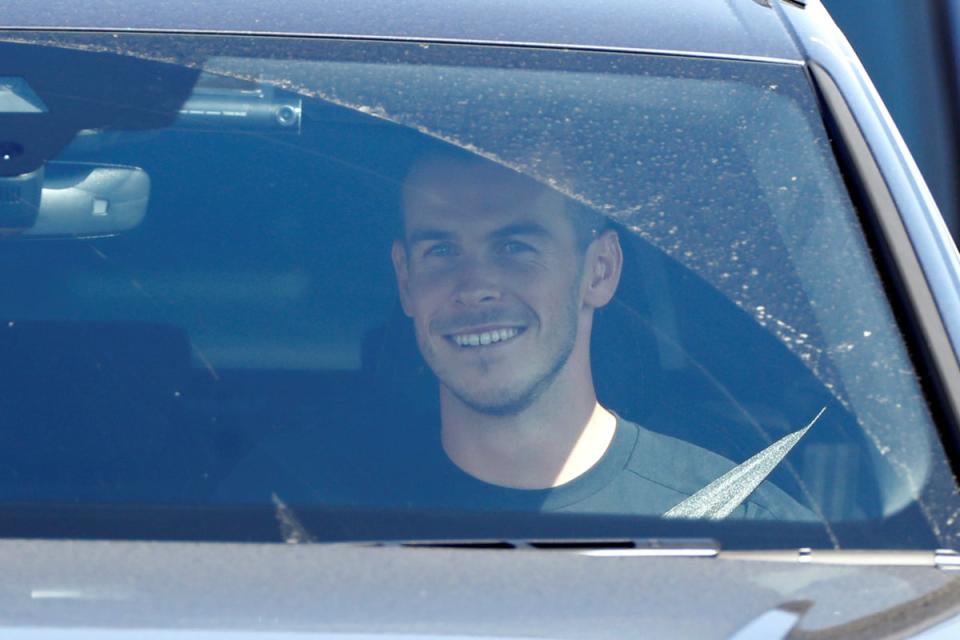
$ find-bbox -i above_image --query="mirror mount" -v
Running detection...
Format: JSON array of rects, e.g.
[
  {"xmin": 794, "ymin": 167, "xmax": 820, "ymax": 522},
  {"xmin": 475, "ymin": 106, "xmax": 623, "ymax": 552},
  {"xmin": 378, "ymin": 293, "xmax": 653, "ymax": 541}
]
[{"xmin": 0, "ymin": 166, "xmax": 42, "ymax": 230}]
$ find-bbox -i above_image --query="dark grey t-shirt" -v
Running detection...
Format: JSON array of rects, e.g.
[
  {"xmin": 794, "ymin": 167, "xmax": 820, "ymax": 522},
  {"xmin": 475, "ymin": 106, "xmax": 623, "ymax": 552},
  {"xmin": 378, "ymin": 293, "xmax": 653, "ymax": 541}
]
[
  {"xmin": 382, "ymin": 417, "xmax": 809, "ymax": 519},
  {"xmin": 219, "ymin": 415, "xmax": 811, "ymax": 520}
]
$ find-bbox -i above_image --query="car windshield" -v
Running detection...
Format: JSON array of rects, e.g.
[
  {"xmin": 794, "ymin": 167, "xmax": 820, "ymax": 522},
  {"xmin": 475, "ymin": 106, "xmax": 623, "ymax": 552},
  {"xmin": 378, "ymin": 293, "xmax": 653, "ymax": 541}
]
[{"xmin": 1, "ymin": 32, "xmax": 957, "ymax": 550}]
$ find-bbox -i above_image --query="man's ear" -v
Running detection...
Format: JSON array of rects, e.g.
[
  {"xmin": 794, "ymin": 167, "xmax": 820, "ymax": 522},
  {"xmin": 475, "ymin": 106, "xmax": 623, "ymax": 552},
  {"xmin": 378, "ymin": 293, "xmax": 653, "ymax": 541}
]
[
  {"xmin": 583, "ymin": 230, "xmax": 623, "ymax": 309},
  {"xmin": 391, "ymin": 240, "xmax": 415, "ymax": 317}
]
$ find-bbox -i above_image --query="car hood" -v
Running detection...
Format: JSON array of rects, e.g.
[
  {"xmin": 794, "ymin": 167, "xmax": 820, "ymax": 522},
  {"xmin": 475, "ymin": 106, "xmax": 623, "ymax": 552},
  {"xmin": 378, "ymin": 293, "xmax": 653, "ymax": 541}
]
[{"xmin": 3, "ymin": 540, "xmax": 959, "ymax": 639}]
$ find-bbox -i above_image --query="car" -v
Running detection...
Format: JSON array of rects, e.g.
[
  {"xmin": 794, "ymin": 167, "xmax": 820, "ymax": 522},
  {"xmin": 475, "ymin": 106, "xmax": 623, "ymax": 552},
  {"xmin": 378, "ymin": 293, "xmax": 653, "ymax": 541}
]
[{"xmin": 2, "ymin": 0, "xmax": 960, "ymax": 637}]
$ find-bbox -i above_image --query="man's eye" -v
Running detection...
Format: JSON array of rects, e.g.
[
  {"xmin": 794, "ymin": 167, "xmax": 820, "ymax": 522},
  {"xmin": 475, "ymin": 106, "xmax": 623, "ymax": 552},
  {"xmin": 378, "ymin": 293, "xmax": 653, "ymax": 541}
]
[
  {"xmin": 499, "ymin": 240, "xmax": 535, "ymax": 255},
  {"xmin": 423, "ymin": 242, "xmax": 458, "ymax": 258}
]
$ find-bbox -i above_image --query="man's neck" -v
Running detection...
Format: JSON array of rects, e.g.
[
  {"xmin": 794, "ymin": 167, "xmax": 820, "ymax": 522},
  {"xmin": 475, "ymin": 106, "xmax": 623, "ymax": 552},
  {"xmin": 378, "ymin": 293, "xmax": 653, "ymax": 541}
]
[{"xmin": 439, "ymin": 384, "xmax": 617, "ymax": 490}]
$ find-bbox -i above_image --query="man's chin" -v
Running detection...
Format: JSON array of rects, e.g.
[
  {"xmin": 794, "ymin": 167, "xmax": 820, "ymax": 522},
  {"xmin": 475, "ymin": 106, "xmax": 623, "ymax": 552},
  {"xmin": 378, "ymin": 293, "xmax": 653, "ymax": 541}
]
[{"xmin": 444, "ymin": 382, "xmax": 539, "ymax": 417}]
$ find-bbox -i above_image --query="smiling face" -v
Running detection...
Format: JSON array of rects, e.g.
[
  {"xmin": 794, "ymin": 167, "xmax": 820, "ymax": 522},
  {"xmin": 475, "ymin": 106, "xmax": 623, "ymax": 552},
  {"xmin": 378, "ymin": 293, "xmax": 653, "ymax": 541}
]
[{"xmin": 392, "ymin": 157, "xmax": 612, "ymax": 416}]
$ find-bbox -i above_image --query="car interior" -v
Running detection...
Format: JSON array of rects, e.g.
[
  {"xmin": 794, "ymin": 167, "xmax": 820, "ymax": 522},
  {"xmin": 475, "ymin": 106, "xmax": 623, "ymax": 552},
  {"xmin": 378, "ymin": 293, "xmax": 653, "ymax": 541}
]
[{"xmin": 0, "ymin": 37, "xmax": 924, "ymax": 531}]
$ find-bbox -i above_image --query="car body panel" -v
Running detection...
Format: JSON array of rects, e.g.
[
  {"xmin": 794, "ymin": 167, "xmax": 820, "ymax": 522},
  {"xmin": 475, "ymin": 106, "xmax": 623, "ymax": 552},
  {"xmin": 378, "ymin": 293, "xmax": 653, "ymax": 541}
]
[{"xmin": 1, "ymin": 540, "xmax": 959, "ymax": 638}]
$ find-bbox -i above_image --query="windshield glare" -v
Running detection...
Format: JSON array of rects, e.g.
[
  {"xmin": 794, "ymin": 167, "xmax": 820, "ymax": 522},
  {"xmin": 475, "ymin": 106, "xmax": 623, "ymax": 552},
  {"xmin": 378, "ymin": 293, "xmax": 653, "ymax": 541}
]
[{"xmin": 0, "ymin": 32, "xmax": 956, "ymax": 550}]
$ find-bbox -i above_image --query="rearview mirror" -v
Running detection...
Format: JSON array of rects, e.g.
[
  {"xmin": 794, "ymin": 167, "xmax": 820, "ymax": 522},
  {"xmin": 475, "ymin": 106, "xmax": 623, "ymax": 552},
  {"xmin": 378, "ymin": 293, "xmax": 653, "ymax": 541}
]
[{"xmin": 0, "ymin": 162, "xmax": 149, "ymax": 238}]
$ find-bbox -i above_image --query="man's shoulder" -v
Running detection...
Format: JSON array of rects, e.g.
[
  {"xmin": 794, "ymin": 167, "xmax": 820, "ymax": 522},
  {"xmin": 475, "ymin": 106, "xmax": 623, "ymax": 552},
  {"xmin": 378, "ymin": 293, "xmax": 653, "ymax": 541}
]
[
  {"xmin": 617, "ymin": 418, "xmax": 814, "ymax": 520},
  {"xmin": 619, "ymin": 418, "xmax": 733, "ymax": 494}
]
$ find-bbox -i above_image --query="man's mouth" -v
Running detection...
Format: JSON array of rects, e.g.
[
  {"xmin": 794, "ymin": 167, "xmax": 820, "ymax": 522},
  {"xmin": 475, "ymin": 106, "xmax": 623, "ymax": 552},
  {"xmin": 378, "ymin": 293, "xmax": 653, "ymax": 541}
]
[{"xmin": 449, "ymin": 327, "xmax": 524, "ymax": 348}]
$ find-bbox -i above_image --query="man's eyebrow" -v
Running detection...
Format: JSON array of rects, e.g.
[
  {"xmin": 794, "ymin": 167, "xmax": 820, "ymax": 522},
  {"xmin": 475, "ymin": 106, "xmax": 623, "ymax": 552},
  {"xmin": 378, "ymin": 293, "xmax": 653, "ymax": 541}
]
[
  {"xmin": 489, "ymin": 222, "xmax": 552, "ymax": 240},
  {"xmin": 406, "ymin": 222, "xmax": 551, "ymax": 245},
  {"xmin": 407, "ymin": 228, "xmax": 456, "ymax": 245}
]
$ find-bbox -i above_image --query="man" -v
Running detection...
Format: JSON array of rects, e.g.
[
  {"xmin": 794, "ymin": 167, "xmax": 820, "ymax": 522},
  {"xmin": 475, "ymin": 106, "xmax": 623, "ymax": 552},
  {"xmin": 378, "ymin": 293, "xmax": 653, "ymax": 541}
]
[
  {"xmin": 220, "ymin": 151, "xmax": 809, "ymax": 521},
  {"xmin": 389, "ymin": 153, "xmax": 809, "ymax": 518}
]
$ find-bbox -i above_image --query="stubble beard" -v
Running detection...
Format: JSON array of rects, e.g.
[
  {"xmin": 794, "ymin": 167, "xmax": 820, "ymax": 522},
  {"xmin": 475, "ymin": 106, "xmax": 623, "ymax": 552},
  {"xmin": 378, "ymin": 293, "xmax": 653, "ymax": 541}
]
[{"xmin": 426, "ymin": 287, "xmax": 582, "ymax": 418}]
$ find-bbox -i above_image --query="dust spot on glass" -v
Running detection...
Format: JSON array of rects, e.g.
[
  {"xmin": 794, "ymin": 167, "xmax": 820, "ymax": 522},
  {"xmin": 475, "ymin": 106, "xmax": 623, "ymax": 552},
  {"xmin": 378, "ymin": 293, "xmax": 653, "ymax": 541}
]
[
  {"xmin": 356, "ymin": 104, "xmax": 388, "ymax": 118},
  {"xmin": 947, "ymin": 508, "xmax": 960, "ymax": 527}
]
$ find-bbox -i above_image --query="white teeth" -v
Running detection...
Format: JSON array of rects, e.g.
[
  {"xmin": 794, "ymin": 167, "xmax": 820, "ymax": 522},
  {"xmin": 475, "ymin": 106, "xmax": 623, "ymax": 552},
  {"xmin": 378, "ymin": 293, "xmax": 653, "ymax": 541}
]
[{"xmin": 452, "ymin": 327, "xmax": 520, "ymax": 347}]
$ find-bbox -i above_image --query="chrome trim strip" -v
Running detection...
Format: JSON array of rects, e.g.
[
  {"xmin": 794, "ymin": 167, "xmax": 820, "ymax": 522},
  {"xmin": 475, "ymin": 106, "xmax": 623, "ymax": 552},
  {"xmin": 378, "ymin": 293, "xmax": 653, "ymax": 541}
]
[
  {"xmin": 0, "ymin": 27, "xmax": 806, "ymax": 66},
  {"xmin": 581, "ymin": 547, "xmax": 719, "ymax": 558}
]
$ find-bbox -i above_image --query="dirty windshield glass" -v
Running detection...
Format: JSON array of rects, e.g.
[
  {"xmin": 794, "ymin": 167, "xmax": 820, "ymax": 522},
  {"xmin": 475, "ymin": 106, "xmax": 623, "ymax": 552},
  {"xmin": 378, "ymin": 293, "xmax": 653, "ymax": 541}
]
[{"xmin": 0, "ymin": 33, "xmax": 957, "ymax": 549}]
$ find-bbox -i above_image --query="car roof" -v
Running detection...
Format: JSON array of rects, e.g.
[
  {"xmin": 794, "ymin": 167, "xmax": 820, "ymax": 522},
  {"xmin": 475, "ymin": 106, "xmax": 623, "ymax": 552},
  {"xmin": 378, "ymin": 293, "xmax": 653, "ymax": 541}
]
[{"xmin": 0, "ymin": 0, "xmax": 804, "ymax": 62}]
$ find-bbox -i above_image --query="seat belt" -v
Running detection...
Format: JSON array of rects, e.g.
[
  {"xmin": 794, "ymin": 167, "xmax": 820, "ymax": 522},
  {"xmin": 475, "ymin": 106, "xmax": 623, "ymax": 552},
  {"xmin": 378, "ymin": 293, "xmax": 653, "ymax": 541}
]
[{"xmin": 663, "ymin": 407, "xmax": 826, "ymax": 520}]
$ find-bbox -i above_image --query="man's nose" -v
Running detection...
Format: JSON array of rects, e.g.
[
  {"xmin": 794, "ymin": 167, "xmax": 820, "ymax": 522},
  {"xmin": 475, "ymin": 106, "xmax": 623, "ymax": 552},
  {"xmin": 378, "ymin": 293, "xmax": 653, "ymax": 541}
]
[{"xmin": 452, "ymin": 259, "xmax": 502, "ymax": 306}]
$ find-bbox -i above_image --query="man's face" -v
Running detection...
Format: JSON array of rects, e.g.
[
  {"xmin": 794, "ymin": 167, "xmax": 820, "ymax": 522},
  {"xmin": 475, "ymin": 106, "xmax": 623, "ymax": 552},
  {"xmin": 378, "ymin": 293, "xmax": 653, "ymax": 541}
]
[{"xmin": 393, "ymin": 160, "xmax": 588, "ymax": 416}]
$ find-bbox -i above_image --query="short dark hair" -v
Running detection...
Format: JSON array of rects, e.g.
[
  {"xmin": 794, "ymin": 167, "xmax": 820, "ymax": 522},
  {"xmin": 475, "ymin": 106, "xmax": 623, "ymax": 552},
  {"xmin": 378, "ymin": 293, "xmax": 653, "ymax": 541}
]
[
  {"xmin": 566, "ymin": 199, "xmax": 612, "ymax": 254},
  {"xmin": 399, "ymin": 151, "xmax": 611, "ymax": 256}
]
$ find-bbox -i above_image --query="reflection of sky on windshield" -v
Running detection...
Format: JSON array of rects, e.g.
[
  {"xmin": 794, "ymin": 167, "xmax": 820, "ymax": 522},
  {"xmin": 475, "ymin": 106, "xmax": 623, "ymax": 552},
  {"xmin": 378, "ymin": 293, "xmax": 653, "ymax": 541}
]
[
  {"xmin": 202, "ymin": 51, "xmax": 929, "ymax": 505},
  {"xmin": 199, "ymin": 53, "xmax": 933, "ymax": 514},
  {"xmin": 0, "ymin": 34, "xmax": 946, "ymax": 530}
]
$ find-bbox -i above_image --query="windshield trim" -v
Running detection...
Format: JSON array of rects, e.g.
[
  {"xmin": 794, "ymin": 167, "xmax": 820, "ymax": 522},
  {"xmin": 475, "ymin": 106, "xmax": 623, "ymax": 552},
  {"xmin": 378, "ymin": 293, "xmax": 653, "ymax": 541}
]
[{"xmin": 0, "ymin": 27, "xmax": 806, "ymax": 67}]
